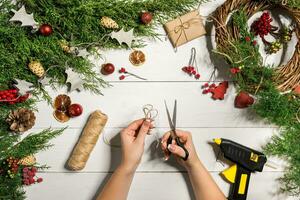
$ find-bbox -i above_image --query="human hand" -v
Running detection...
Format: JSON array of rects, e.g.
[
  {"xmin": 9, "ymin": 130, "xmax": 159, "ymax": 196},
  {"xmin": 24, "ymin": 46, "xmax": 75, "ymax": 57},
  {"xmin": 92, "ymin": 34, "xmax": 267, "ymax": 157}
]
[
  {"xmin": 120, "ymin": 119, "xmax": 153, "ymax": 173},
  {"xmin": 161, "ymin": 130, "xmax": 200, "ymax": 170}
]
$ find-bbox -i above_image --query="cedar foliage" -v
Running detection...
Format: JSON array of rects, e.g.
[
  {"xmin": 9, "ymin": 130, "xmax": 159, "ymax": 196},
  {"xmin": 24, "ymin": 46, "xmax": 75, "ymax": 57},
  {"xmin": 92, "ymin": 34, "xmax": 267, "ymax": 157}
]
[
  {"xmin": 0, "ymin": 0, "xmax": 203, "ymax": 199},
  {"xmin": 218, "ymin": 10, "xmax": 300, "ymax": 195}
]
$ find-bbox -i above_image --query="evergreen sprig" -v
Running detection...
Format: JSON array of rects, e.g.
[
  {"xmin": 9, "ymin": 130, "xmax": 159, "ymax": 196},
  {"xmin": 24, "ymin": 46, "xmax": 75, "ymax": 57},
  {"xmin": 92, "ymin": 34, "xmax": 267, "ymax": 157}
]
[
  {"xmin": 0, "ymin": 0, "xmax": 205, "ymax": 199},
  {"xmin": 216, "ymin": 10, "xmax": 300, "ymax": 195}
]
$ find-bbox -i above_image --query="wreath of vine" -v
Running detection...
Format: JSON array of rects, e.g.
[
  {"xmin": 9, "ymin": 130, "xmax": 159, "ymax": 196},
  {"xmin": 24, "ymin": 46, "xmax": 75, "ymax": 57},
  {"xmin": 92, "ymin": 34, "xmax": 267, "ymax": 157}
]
[{"xmin": 213, "ymin": 0, "xmax": 300, "ymax": 195}]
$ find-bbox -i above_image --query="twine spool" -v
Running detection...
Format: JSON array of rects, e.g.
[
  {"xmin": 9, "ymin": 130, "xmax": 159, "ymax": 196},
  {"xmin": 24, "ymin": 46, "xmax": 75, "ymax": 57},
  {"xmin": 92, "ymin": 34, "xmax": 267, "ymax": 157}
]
[{"xmin": 67, "ymin": 110, "xmax": 108, "ymax": 171}]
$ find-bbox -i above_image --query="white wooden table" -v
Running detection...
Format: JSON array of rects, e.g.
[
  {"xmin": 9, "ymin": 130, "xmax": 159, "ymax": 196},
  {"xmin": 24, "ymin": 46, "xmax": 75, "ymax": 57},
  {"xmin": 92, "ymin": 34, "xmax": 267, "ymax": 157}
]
[{"xmin": 25, "ymin": 1, "xmax": 298, "ymax": 199}]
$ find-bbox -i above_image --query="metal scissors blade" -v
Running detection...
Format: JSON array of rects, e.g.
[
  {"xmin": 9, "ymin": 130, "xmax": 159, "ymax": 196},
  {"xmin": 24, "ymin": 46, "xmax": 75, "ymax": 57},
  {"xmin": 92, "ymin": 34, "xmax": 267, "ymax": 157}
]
[
  {"xmin": 164, "ymin": 100, "xmax": 175, "ymax": 132},
  {"xmin": 172, "ymin": 100, "xmax": 177, "ymax": 131}
]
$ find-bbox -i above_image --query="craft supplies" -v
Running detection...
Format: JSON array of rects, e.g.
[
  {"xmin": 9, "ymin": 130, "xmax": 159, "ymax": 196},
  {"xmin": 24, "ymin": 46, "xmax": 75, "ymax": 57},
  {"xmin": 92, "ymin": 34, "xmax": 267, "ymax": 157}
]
[{"xmin": 67, "ymin": 110, "xmax": 108, "ymax": 171}]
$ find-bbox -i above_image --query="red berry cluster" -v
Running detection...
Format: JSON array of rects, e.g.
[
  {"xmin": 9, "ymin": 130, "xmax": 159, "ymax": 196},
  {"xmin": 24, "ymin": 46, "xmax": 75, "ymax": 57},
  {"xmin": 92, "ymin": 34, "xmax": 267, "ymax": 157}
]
[
  {"xmin": 182, "ymin": 66, "xmax": 200, "ymax": 79},
  {"xmin": 230, "ymin": 67, "xmax": 241, "ymax": 74},
  {"xmin": 6, "ymin": 157, "xmax": 19, "ymax": 178},
  {"xmin": 0, "ymin": 89, "xmax": 29, "ymax": 105},
  {"xmin": 118, "ymin": 67, "xmax": 146, "ymax": 81},
  {"xmin": 119, "ymin": 67, "xmax": 127, "ymax": 80},
  {"xmin": 251, "ymin": 12, "xmax": 273, "ymax": 38},
  {"xmin": 201, "ymin": 83, "xmax": 216, "ymax": 94},
  {"xmin": 22, "ymin": 167, "xmax": 43, "ymax": 186}
]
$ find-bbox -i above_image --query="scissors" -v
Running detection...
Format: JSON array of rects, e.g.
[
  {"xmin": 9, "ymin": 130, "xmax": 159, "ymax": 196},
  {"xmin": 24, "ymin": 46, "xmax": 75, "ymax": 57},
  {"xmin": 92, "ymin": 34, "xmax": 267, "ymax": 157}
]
[{"xmin": 164, "ymin": 100, "xmax": 189, "ymax": 161}]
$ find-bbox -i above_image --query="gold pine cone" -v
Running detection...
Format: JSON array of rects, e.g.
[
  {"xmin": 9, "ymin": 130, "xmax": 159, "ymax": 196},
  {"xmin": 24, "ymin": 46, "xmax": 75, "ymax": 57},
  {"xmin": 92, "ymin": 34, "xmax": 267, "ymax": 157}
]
[
  {"xmin": 100, "ymin": 16, "xmax": 119, "ymax": 29},
  {"xmin": 6, "ymin": 108, "xmax": 36, "ymax": 133},
  {"xmin": 28, "ymin": 60, "xmax": 45, "ymax": 78},
  {"xmin": 18, "ymin": 155, "xmax": 36, "ymax": 166}
]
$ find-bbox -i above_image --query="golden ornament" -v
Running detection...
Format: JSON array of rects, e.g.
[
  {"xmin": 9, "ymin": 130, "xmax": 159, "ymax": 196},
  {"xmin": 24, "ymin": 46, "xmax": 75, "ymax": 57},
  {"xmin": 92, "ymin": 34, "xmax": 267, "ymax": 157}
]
[
  {"xmin": 129, "ymin": 50, "xmax": 146, "ymax": 66},
  {"xmin": 18, "ymin": 155, "xmax": 36, "ymax": 166},
  {"xmin": 28, "ymin": 60, "xmax": 45, "ymax": 78},
  {"xmin": 100, "ymin": 16, "xmax": 119, "ymax": 29}
]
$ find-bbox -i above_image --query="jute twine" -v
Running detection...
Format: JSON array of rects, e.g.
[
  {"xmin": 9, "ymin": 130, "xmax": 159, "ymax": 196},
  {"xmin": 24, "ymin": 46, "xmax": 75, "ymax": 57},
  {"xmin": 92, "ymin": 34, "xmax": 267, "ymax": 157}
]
[
  {"xmin": 67, "ymin": 110, "xmax": 108, "ymax": 171},
  {"xmin": 212, "ymin": 0, "xmax": 300, "ymax": 91}
]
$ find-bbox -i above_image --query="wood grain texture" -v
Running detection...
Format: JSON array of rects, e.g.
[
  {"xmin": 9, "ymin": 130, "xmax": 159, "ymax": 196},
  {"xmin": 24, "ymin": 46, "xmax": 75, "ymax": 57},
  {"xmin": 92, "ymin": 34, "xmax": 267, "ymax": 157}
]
[
  {"xmin": 25, "ymin": 172, "xmax": 296, "ymax": 200},
  {"xmin": 33, "ymin": 127, "xmax": 285, "ymax": 172}
]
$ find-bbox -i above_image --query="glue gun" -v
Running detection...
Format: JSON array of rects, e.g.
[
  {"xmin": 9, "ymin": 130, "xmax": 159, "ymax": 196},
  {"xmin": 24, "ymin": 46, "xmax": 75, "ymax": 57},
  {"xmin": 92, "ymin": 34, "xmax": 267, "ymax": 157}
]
[{"xmin": 214, "ymin": 138, "xmax": 267, "ymax": 200}]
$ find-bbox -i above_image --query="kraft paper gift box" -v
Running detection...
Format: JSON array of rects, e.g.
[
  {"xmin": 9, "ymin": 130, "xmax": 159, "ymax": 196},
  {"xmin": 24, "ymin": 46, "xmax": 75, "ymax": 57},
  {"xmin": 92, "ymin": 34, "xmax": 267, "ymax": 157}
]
[{"xmin": 164, "ymin": 10, "xmax": 206, "ymax": 48}]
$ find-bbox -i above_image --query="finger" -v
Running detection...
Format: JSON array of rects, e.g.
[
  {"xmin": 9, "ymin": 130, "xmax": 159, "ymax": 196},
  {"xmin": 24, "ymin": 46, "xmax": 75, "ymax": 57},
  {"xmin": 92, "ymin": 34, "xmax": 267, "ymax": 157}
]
[
  {"xmin": 161, "ymin": 131, "xmax": 171, "ymax": 143},
  {"xmin": 174, "ymin": 130, "xmax": 190, "ymax": 143},
  {"xmin": 168, "ymin": 144, "xmax": 186, "ymax": 159},
  {"xmin": 161, "ymin": 141, "xmax": 170, "ymax": 160},
  {"xmin": 125, "ymin": 119, "xmax": 144, "ymax": 131},
  {"xmin": 136, "ymin": 119, "xmax": 151, "ymax": 142}
]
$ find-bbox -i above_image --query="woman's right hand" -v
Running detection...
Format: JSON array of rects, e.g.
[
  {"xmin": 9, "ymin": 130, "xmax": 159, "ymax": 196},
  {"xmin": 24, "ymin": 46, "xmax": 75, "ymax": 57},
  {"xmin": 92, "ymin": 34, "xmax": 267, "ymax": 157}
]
[{"xmin": 161, "ymin": 130, "xmax": 201, "ymax": 170}]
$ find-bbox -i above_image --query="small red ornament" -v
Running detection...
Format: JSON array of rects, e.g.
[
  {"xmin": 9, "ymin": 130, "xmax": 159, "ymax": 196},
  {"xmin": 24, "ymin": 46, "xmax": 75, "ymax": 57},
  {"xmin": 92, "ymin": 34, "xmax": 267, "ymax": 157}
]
[
  {"xmin": 68, "ymin": 104, "xmax": 83, "ymax": 117},
  {"xmin": 39, "ymin": 24, "xmax": 53, "ymax": 36},
  {"xmin": 140, "ymin": 12, "xmax": 153, "ymax": 25},
  {"xmin": 293, "ymin": 85, "xmax": 300, "ymax": 95},
  {"xmin": 252, "ymin": 40, "xmax": 257, "ymax": 46},
  {"xmin": 210, "ymin": 81, "xmax": 229, "ymax": 100},
  {"xmin": 234, "ymin": 91, "xmax": 254, "ymax": 108},
  {"xmin": 101, "ymin": 63, "xmax": 115, "ymax": 75}
]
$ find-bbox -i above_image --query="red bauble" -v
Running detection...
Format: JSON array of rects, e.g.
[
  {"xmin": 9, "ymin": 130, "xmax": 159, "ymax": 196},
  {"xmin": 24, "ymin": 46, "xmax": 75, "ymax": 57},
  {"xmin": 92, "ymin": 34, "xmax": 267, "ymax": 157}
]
[
  {"xmin": 234, "ymin": 92, "xmax": 254, "ymax": 108},
  {"xmin": 68, "ymin": 104, "xmax": 83, "ymax": 117},
  {"xmin": 39, "ymin": 24, "xmax": 53, "ymax": 36},
  {"xmin": 101, "ymin": 63, "xmax": 115, "ymax": 75},
  {"xmin": 293, "ymin": 85, "xmax": 300, "ymax": 95},
  {"xmin": 140, "ymin": 12, "xmax": 153, "ymax": 25}
]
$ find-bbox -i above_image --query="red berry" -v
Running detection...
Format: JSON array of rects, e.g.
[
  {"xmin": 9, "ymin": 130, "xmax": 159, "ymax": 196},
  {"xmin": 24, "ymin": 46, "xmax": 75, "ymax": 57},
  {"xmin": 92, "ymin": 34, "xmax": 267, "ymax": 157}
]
[
  {"xmin": 245, "ymin": 36, "xmax": 251, "ymax": 42},
  {"xmin": 119, "ymin": 75, "xmax": 126, "ymax": 80},
  {"xmin": 29, "ymin": 178, "xmax": 35, "ymax": 184},
  {"xmin": 204, "ymin": 83, "xmax": 209, "ymax": 87},
  {"xmin": 37, "ymin": 178, "xmax": 43, "ymax": 183},
  {"xmin": 202, "ymin": 89, "xmax": 208, "ymax": 94},
  {"xmin": 195, "ymin": 74, "xmax": 200, "ymax": 79},
  {"xmin": 23, "ymin": 167, "xmax": 29, "ymax": 173},
  {"xmin": 31, "ymin": 167, "xmax": 37, "ymax": 173},
  {"xmin": 253, "ymin": 40, "xmax": 257, "ymax": 46},
  {"xmin": 119, "ymin": 67, "xmax": 126, "ymax": 73},
  {"xmin": 101, "ymin": 63, "xmax": 115, "ymax": 75},
  {"xmin": 209, "ymin": 83, "xmax": 216, "ymax": 88},
  {"xmin": 27, "ymin": 171, "xmax": 33, "ymax": 177},
  {"xmin": 182, "ymin": 67, "xmax": 188, "ymax": 72},
  {"xmin": 192, "ymin": 70, "xmax": 196, "ymax": 75},
  {"xmin": 68, "ymin": 103, "xmax": 83, "ymax": 117}
]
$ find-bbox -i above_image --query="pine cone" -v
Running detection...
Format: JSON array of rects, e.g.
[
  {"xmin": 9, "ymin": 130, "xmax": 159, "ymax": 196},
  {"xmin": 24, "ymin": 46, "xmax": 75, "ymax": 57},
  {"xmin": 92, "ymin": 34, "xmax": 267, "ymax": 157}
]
[
  {"xmin": 18, "ymin": 155, "xmax": 36, "ymax": 166},
  {"xmin": 6, "ymin": 108, "xmax": 36, "ymax": 133},
  {"xmin": 28, "ymin": 61, "xmax": 45, "ymax": 78},
  {"xmin": 59, "ymin": 40, "xmax": 72, "ymax": 53},
  {"xmin": 100, "ymin": 16, "xmax": 119, "ymax": 29}
]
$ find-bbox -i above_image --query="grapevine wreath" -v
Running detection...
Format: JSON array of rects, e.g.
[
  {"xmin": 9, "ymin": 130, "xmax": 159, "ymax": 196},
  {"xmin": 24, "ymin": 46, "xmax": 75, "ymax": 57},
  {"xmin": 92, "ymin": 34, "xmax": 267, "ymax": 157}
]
[{"xmin": 212, "ymin": 0, "xmax": 300, "ymax": 195}]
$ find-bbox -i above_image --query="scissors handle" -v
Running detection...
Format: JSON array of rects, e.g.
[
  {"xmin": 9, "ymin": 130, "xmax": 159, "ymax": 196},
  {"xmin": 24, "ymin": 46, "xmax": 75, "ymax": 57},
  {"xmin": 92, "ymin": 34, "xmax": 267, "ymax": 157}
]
[{"xmin": 167, "ymin": 136, "xmax": 189, "ymax": 161}]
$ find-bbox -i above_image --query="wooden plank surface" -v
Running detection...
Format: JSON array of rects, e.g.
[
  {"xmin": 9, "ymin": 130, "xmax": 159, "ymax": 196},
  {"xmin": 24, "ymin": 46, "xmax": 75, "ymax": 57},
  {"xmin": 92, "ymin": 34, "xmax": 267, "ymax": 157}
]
[
  {"xmin": 33, "ymin": 127, "xmax": 284, "ymax": 172},
  {"xmin": 23, "ymin": 0, "xmax": 300, "ymax": 199},
  {"xmin": 25, "ymin": 172, "xmax": 296, "ymax": 200}
]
